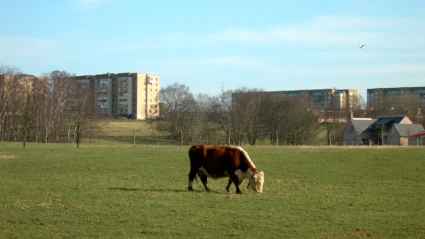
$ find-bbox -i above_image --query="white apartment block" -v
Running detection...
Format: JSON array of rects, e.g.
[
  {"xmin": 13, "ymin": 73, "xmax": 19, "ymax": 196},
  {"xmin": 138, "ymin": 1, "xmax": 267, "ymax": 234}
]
[{"xmin": 75, "ymin": 72, "xmax": 160, "ymax": 120}]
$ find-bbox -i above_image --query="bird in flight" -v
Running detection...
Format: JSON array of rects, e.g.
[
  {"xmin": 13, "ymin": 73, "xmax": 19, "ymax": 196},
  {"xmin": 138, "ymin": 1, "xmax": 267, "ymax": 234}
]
[{"xmin": 358, "ymin": 43, "xmax": 365, "ymax": 49}]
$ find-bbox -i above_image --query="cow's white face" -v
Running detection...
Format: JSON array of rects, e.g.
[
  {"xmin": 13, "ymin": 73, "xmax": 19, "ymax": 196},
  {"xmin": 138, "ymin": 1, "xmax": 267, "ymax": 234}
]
[{"xmin": 249, "ymin": 171, "xmax": 264, "ymax": 193}]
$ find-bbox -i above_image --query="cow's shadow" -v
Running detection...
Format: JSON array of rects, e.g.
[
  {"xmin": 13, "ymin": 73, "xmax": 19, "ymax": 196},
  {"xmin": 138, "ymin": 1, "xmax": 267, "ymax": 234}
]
[
  {"xmin": 108, "ymin": 187, "xmax": 233, "ymax": 194},
  {"xmin": 108, "ymin": 187, "xmax": 189, "ymax": 193}
]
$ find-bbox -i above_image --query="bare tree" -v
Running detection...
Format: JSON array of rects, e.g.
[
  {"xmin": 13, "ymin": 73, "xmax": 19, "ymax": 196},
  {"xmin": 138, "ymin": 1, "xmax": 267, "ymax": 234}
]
[
  {"xmin": 367, "ymin": 94, "xmax": 399, "ymax": 117},
  {"xmin": 194, "ymin": 93, "xmax": 218, "ymax": 144},
  {"xmin": 357, "ymin": 94, "xmax": 367, "ymax": 112},
  {"xmin": 233, "ymin": 88, "xmax": 266, "ymax": 145},
  {"xmin": 278, "ymin": 95, "xmax": 319, "ymax": 145},
  {"xmin": 7, "ymin": 75, "xmax": 25, "ymax": 142},
  {"xmin": 158, "ymin": 83, "xmax": 196, "ymax": 142},
  {"xmin": 27, "ymin": 76, "xmax": 48, "ymax": 143},
  {"xmin": 20, "ymin": 75, "xmax": 31, "ymax": 147},
  {"xmin": 71, "ymin": 80, "xmax": 93, "ymax": 147},
  {"xmin": 209, "ymin": 88, "xmax": 235, "ymax": 145},
  {"xmin": 321, "ymin": 95, "xmax": 350, "ymax": 145},
  {"xmin": 262, "ymin": 93, "xmax": 288, "ymax": 145},
  {"xmin": 227, "ymin": 90, "xmax": 321, "ymax": 145},
  {"xmin": 0, "ymin": 65, "xmax": 23, "ymax": 141},
  {"xmin": 366, "ymin": 92, "xmax": 423, "ymax": 120},
  {"xmin": 42, "ymin": 71, "xmax": 76, "ymax": 142},
  {"xmin": 231, "ymin": 87, "xmax": 266, "ymax": 145},
  {"xmin": 397, "ymin": 92, "xmax": 423, "ymax": 123},
  {"xmin": 0, "ymin": 65, "xmax": 98, "ymax": 144}
]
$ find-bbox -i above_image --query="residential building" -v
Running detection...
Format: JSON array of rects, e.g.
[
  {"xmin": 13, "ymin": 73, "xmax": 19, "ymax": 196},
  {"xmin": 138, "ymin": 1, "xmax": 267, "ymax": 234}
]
[
  {"xmin": 343, "ymin": 117, "xmax": 377, "ymax": 145},
  {"xmin": 409, "ymin": 130, "xmax": 425, "ymax": 146},
  {"xmin": 0, "ymin": 74, "xmax": 43, "ymax": 91},
  {"xmin": 232, "ymin": 88, "xmax": 358, "ymax": 112},
  {"xmin": 387, "ymin": 123, "xmax": 424, "ymax": 146},
  {"xmin": 367, "ymin": 87, "xmax": 425, "ymax": 110},
  {"xmin": 74, "ymin": 72, "xmax": 160, "ymax": 120},
  {"xmin": 343, "ymin": 115, "xmax": 424, "ymax": 146},
  {"xmin": 306, "ymin": 88, "xmax": 358, "ymax": 111}
]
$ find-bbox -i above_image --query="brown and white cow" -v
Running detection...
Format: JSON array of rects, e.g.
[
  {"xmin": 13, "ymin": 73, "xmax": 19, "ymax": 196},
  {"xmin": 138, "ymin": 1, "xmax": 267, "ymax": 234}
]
[{"xmin": 188, "ymin": 144, "xmax": 264, "ymax": 194}]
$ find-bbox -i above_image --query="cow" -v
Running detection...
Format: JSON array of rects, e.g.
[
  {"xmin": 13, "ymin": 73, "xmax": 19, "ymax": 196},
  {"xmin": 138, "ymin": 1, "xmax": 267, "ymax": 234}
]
[{"xmin": 187, "ymin": 144, "xmax": 264, "ymax": 194}]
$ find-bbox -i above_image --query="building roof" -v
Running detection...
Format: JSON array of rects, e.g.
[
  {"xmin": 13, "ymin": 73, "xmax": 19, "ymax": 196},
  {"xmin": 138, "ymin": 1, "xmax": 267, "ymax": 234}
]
[
  {"xmin": 375, "ymin": 115, "xmax": 408, "ymax": 127},
  {"xmin": 349, "ymin": 115, "xmax": 416, "ymax": 134},
  {"xmin": 394, "ymin": 124, "xmax": 424, "ymax": 137},
  {"xmin": 351, "ymin": 118, "xmax": 377, "ymax": 133},
  {"xmin": 409, "ymin": 130, "xmax": 425, "ymax": 137},
  {"xmin": 359, "ymin": 115, "xmax": 410, "ymax": 134}
]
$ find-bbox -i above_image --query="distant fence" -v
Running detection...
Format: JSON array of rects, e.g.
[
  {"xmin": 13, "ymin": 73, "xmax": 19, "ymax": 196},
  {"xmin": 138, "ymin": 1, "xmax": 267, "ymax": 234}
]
[
  {"xmin": 83, "ymin": 131, "xmax": 349, "ymax": 147},
  {"xmin": 3, "ymin": 131, "xmax": 421, "ymax": 147},
  {"xmin": 0, "ymin": 133, "xmax": 82, "ymax": 144},
  {"xmin": 85, "ymin": 133, "xmax": 226, "ymax": 146}
]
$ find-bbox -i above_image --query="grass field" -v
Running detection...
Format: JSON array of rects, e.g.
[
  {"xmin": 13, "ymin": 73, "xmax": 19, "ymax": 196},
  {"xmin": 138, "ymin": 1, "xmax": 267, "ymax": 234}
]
[
  {"xmin": 86, "ymin": 120, "xmax": 178, "ymax": 145},
  {"xmin": 94, "ymin": 120, "xmax": 154, "ymax": 136},
  {"xmin": 1, "ymin": 143, "xmax": 424, "ymax": 238}
]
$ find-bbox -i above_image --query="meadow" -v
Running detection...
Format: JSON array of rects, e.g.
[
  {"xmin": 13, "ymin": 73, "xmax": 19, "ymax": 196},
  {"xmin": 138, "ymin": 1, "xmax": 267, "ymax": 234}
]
[{"xmin": 0, "ymin": 142, "xmax": 424, "ymax": 238}]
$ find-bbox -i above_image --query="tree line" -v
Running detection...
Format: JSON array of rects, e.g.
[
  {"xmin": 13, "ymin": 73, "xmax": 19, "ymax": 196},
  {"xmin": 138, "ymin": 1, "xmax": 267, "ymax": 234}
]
[
  {"xmin": 2, "ymin": 63, "xmax": 423, "ymax": 146},
  {"xmin": 0, "ymin": 64, "xmax": 96, "ymax": 146},
  {"xmin": 158, "ymin": 82, "xmax": 425, "ymax": 145}
]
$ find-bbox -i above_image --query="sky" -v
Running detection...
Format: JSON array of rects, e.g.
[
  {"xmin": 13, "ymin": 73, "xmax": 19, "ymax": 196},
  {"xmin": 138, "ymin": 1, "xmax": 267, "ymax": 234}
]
[{"xmin": 1, "ymin": 0, "xmax": 425, "ymax": 99}]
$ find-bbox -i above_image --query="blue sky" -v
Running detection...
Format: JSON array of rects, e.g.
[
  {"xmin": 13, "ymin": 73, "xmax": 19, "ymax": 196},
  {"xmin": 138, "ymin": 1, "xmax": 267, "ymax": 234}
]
[{"xmin": 1, "ymin": 0, "xmax": 425, "ymax": 99}]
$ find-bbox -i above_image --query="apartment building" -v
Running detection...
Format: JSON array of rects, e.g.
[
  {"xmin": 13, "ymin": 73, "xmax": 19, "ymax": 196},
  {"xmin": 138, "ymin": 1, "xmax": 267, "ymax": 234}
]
[
  {"xmin": 288, "ymin": 88, "xmax": 358, "ymax": 110},
  {"xmin": 74, "ymin": 72, "xmax": 160, "ymax": 120},
  {"xmin": 0, "ymin": 73, "xmax": 43, "ymax": 91},
  {"xmin": 233, "ymin": 88, "xmax": 358, "ymax": 111},
  {"xmin": 367, "ymin": 87, "xmax": 425, "ymax": 109}
]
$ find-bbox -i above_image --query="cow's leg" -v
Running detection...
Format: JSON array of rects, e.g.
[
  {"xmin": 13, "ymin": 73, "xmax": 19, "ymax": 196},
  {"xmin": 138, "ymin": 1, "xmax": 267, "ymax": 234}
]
[
  {"xmin": 188, "ymin": 168, "xmax": 198, "ymax": 191},
  {"xmin": 200, "ymin": 175, "xmax": 211, "ymax": 192},
  {"xmin": 226, "ymin": 178, "xmax": 233, "ymax": 192},
  {"xmin": 196, "ymin": 167, "xmax": 211, "ymax": 192},
  {"xmin": 228, "ymin": 171, "xmax": 242, "ymax": 194}
]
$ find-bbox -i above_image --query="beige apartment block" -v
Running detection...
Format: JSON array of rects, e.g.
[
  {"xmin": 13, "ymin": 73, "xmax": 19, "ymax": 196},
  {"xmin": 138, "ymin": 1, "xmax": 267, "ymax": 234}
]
[
  {"xmin": 0, "ymin": 73, "xmax": 44, "ymax": 92},
  {"xmin": 74, "ymin": 72, "xmax": 160, "ymax": 120},
  {"xmin": 303, "ymin": 88, "xmax": 358, "ymax": 111}
]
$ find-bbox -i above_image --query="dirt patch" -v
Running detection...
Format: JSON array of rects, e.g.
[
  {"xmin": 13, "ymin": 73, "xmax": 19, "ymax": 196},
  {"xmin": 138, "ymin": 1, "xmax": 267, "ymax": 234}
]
[
  {"xmin": 328, "ymin": 230, "xmax": 374, "ymax": 238},
  {"xmin": 0, "ymin": 155, "xmax": 16, "ymax": 159}
]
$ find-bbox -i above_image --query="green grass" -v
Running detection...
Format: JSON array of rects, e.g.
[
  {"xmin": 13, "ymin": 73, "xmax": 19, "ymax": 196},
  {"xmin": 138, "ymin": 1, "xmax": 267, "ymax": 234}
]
[
  {"xmin": 94, "ymin": 120, "xmax": 154, "ymax": 136},
  {"xmin": 1, "ymin": 143, "xmax": 424, "ymax": 238},
  {"xmin": 86, "ymin": 120, "xmax": 177, "ymax": 145}
]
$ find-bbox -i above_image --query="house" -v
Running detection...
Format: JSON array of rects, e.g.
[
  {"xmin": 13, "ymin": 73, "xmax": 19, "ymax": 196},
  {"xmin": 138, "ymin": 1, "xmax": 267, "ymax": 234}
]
[
  {"xmin": 408, "ymin": 130, "xmax": 425, "ymax": 146},
  {"xmin": 387, "ymin": 124, "xmax": 424, "ymax": 146},
  {"xmin": 343, "ymin": 115, "xmax": 423, "ymax": 145},
  {"xmin": 343, "ymin": 118, "xmax": 377, "ymax": 145},
  {"xmin": 368, "ymin": 115, "xmax": 413, "ymax": 145}
]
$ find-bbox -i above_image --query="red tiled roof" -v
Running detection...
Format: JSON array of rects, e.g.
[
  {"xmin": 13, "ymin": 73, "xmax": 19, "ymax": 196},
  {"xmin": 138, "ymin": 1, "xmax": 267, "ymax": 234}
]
[{"xmin": 410, "ymin": 130, "xmax": 425, "ymax": 137}]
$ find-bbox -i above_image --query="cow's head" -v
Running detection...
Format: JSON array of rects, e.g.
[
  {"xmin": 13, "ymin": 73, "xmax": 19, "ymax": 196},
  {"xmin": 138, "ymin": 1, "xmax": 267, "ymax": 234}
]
[{"xmin": 248, "ymin": 171, "xmax": 264, "ymax": 193}]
